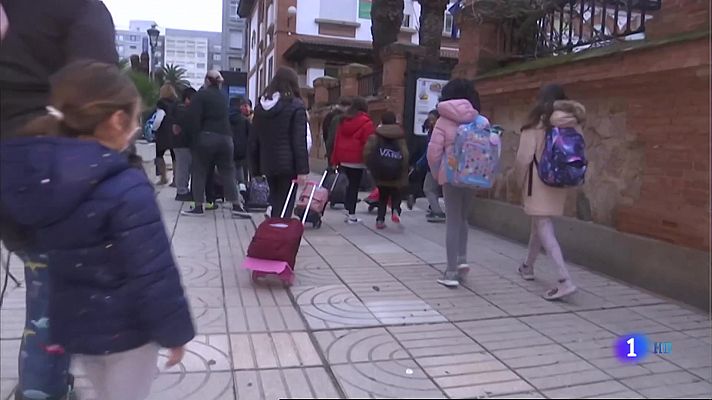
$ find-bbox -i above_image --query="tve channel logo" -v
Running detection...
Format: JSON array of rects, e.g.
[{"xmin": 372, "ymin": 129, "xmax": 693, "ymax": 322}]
[{"xmin": 615, "ymin": 334, "xmax": 672, "ymax": 362}]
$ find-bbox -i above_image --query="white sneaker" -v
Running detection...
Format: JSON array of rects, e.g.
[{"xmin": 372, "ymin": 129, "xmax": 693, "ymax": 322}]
[
  {"xmin": 345, "ymin": 216, "xmax": 361, "ymax": 224},
  {"xmin": 264, "ymin": 206, "xmax": 272, "ymax": 218},
  {"xmin": 457, "ymin": 264, "xmax": 470, "ymax": 281},
  {"xmin": 437, "ymin": 278, "xmax": 459, "ymax": 288},
  {"xmin": 543, "ymin": 280, "xmax": 577, "ymax": 301}
]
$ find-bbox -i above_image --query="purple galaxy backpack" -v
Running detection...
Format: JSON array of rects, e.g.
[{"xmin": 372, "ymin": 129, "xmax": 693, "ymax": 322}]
[{"xmin": 529, "ymin": 127, "xmax": 587, "ymax": 195}]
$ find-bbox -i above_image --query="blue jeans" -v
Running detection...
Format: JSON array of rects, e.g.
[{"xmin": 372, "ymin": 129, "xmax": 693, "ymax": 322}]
[{"xmin": 17, "ymin": 251, "xmax": 70, "ymax": 400}]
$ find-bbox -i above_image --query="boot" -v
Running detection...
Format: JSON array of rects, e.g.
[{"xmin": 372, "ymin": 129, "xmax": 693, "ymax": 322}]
[{"xmin": 155, "ymin": 158, "xmax": 168, "ymax": 185}]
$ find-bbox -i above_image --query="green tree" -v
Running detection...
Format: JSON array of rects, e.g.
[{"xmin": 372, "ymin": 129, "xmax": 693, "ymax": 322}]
[
  {"xmin": 161, "ymin": 64, "xmax": 191, "ymax": 90},
  {"xmin": 127, "ymin": 70, "xmax": 159, "ymax": 111},
  {"xmin": 117, "ymin": 58, "xmax": 131, "ymax": 71}
]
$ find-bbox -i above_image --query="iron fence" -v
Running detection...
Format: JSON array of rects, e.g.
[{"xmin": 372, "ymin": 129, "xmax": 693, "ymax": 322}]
[
  {"xmin": 358, "ymin": 71, "xmax": 383, "ymax": 97},
  {"xmin": 500, "ymin": 0, "xmax": 662, "ymax": 58}
]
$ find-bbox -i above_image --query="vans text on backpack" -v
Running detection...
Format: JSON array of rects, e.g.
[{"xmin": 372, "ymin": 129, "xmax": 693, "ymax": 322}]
[
  {"xmin": 367, "ymin": 137, "xmax": 404, "ymax": 182},
  {"xmin": 528, "ymin": 126, "xmax": 587, "ymax": 196}
]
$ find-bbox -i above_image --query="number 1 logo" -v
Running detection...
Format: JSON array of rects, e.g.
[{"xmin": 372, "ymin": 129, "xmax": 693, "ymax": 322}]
[{"xmin": 615, "ymin": 334, "xmax": 649, "ymax": 362}]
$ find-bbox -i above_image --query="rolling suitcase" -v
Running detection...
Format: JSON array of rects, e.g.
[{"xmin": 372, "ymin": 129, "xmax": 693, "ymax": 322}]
[
  {"xmin": 242, "ymin": 181, "xmax": 317, "ymax": 286},
  {"xmin": 294, "ymin": 171, "xmax": 330, "ymax": 228}
]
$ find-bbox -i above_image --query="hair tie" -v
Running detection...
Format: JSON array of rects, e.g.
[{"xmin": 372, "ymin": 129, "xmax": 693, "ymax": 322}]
[{"xmin": 46, "ymin": 106, "xmax": 64, "ymax": 121}]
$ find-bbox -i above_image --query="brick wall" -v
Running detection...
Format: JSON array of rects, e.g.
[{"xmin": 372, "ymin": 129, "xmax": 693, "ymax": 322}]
[{"xmin": 473, "ymin": 37, "xmax": 710, "ymax": 251}]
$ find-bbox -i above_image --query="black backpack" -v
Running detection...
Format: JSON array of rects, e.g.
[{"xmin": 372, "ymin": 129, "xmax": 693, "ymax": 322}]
[{"xmin": 368, "ymin": 137, "xmax": 404, "ymax": 181}]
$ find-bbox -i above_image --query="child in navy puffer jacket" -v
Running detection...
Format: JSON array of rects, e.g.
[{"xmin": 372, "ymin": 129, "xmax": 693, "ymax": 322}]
[{"xmin": 0, "ymin": 61, "xmax": 195, "ymax": 400}]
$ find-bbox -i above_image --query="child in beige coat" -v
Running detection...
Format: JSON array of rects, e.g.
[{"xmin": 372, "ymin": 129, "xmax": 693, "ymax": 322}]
[{"xmin": 515, "ymin": 84, "xmax": 586, "ymax": 300}]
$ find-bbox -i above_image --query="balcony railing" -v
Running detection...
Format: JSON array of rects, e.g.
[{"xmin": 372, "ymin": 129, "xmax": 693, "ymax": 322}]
[
  {"xmin": 328, "ymin": 84, "xmax": 341, "ymax": 104},
  {"xmin": 358, "ymin": 71, "xmax": 383, "ymax": 97},
  {"xmin": 500, "ymin": 0, "xmax": 662, "ymax": 58}
]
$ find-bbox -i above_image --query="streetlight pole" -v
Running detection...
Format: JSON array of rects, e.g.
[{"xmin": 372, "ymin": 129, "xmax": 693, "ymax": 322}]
[{"xmin": 147, "ymin": 24, "xmax": 160, "ymax": 78}]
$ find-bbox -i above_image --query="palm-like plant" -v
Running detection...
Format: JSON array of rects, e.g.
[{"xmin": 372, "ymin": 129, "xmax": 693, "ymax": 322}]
[
  {"xmin": 161, "ymin": 64, "xmax": 190, "ymax": 90},
  {"xmin": 127, "ymin": 70, "xmax": 159, "ymax": 111}
]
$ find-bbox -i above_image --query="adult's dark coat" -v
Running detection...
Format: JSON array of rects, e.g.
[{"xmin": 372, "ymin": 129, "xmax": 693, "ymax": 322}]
[{"xmin": 249, "ymin": 94, "xmax": 309, "ymax": 177}]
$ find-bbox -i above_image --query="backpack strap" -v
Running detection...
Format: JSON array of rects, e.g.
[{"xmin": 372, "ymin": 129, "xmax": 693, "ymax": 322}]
[{"xmin": 528, "ymin": 156, "xmax": 538, "ymax": 197}]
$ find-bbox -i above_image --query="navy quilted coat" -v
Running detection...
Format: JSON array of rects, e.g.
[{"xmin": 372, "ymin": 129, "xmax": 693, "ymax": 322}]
[{"xmin": 0, "ymin": 136, "xmax": 195, "ymax": 355}]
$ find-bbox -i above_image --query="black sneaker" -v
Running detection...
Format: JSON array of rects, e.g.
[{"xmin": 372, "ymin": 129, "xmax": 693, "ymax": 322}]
[
  {"xmin": 232, "ymin": 204, "xmax": 252, "ymax": 219},
  {"xmin": 175, "ymin": 193, "xmax": 193, "ymax": 202},
  {"xmin": 181, "ymin": 206, "xmax": 205, "ymax": 216},
  {"xmin": 406, "ymin": 194, "xmax": 415, "ymax": 210}
]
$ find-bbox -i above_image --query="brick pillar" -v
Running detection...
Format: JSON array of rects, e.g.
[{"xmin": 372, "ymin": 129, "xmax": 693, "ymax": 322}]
[
  {"xmin": 339, "ymin": 64, "xmax": 372, "ymax": 97},
  {"xmin": 452, "ymin": 14, "xmax": 500, "ymax": 79},
  {"xmin": 313, "ymin": 76, "xmax": 338, "ymax": 106},
  {"xmin": 646, "ymin": 0, "xmax": 710, "ymax": 40},
  {"xmin": 380, "ymin": 43, "xmax": 420, "ymax": 124}
]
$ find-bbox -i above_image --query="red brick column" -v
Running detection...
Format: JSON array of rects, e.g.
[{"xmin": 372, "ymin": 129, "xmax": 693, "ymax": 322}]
[
  {"xmin": 339, "ymin": 64, "xmax": 372, "ymax": 97},
  {"xmin": 452, "ymin": 14, "xmax": 500, "ymax": 79},
  {"xmin": 313, "ymin": 76, "xmax": 339, "ymax": 107}
]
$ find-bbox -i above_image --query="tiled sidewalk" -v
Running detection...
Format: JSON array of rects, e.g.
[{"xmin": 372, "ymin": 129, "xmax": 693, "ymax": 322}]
[{"xmin": 1, "ymin": 186, "xmax": 711, "ymax": 399}]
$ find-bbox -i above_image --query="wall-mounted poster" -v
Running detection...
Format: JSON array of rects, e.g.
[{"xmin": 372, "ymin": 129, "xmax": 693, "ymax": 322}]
[
  {"xmin": 358, "ymin": 0, "xmax": 372, "ymax": 19},
  {"xmin": 413, "ymin": 77, "xmax": 448, "ymax": 136}
]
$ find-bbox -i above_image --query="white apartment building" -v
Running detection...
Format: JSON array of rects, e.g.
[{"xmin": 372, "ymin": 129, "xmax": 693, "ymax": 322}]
[
  {"xmin": 164, "ymin": 29, "xmax": 223, "ymax": 89},
  {"xmin": 239, "ymin": 0, "xmax": 459, "ymax": 105}
]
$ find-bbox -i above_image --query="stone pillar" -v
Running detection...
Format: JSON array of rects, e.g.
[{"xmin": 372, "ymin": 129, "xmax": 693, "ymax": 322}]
[
  {"xmin": 646, "ymin": 0, "xmax": 710, "ymax": 40},
  {"xmin": 313, "ymin": 76, "xmax": 339, "ymax": 107},
  {"xmin": 452, "ymin": 13, "xmax": 500, "ymax": 79},
  {"xmin": 339, "ymin": 64, "xmax": 372, "ymax": 97}
]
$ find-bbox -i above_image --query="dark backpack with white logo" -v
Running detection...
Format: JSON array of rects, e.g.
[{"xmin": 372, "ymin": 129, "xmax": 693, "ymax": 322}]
[{"xmin": 368, "ymin": 137, "xmax": 404, "ymax": 182}]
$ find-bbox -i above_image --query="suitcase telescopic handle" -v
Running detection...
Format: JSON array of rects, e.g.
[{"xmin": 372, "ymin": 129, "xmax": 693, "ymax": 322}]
[
  {"xmin": 281, "ymin": 181, "xmax": 298, "ymax": 219},
  {"xmin": 301, "ymin": 184, "xmax": 318, "ymax": 225},
  {"xmin": 328, "ymin": 169, "xmax": 340, "ymax": 192}
]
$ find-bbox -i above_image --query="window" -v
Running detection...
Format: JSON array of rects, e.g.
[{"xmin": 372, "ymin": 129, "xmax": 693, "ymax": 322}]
[
  {"xmin": 197, "ymin": 52, "xmax": 206, "ymax": 58},
  {"xmin": 230, "ymin": 3, "xmax": 239, "ymax": 21},
  {"xmin": 117, "ymin": 45, "xmax": 124, "ymax": 53},
  {"xmin": 167, "ymin": 50, "xmax": 176, "ymax": 56},
  {"xmin": 267, "ymin": 56, "xmax": 274, "ymax": 81},
  {"xmin": 267, "ymin": 3, "xmax": 275, "ymax": 27},
  {"xmin": 129, "ymin": 45, "xmax": 137, "ymax": 50},
  {"xmin": 320, "ymin": 0, "xmax": 356, "ymax": 22},
  {"xmin": 214, "ymin": 54, "xmax": 222, "ymax": 61},
  {"xmin": 130, "ymin": 35, "xmax": 138, "ymax": 41},
  {"xmin": 229, "ymin": 30, "xmax": 244, "ymax": 49},
  {"xmin": 443, "ymin": 12, "xmax": 454, "ymax": 34},
  {"xmin": 251, "ymin": 31, "xmax": 257, "ymax": 48},
  {"xmin": 187, "ymin": 52, "xmax": 195, "ymax": 57},
  {"xmin": 324, "ymin": 65, "xmax": 340, "ymax": 78},
  {"xmin": 197, "ymin": 63, "xmax": 206, "ymax": 69},
  {"xmin": 402, "ymin": 14, "xmax": 411, "ymax": 28},
  {"xmin": 229, "ymin": 57, "xmax": 241, "ymax": 70}
]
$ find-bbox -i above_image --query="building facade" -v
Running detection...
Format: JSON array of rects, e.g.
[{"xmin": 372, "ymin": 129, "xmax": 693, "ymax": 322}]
[
  {"xmin": 164, "ymin": 29, "xmax": 223, "ymax": 89},
  {"xmin": 115, "ymin": 20, "xmax": 165, "ymax": 71},
  {"xmin": 238, "ymin": 0, "xmax": 460, "ymax": 104},
  {"xmin": 222, "ymin": 0, "xmax": 248, "ymax": 72}
]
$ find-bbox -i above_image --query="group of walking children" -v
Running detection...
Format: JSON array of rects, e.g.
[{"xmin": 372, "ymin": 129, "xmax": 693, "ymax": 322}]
[{"xmin": 425, "ymin": 78, "xmax": 587, "ymax": 301}]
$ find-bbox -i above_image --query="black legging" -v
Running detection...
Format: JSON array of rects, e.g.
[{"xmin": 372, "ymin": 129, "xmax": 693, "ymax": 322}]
[
  {"xmin": 377, "ymin": 186, "xmax": 402, "ymax": 222},
  {"xmin": 268, "ymin": 175, "xmax": 297, "ymax": 218},
  {"xmin": 341, "ymin": 166, "xmax": 364, "ymax": 216}
]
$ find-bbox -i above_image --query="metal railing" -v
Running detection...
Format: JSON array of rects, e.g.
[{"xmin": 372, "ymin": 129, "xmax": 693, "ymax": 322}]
[
  {"xmin": 328, "ymin": 84, "xmax": 341, "ymax": 104},
  {"xmin": 500, "ymin": 0, "xmax": 662, "ymax": 58},
  {"xmin": 358, "ymin": 71, "xmax": 383, "ymax": 97}
]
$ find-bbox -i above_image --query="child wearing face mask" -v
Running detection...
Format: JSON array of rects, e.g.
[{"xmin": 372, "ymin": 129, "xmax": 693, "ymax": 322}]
[{"xmin": 0, "ymin": 61, "xmax": 195, "ymax": 400}]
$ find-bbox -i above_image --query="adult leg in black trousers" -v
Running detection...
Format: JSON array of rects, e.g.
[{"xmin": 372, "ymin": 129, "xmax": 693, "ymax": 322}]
[
  {"xmin": 390, "ymin": 187, "xmax": 403, "ymax": 220},
  {"xmin": 267, "ymin": 175, "xmax": 296, "ymax": 218},
  {"xmin": 188, "ymin": 135, "xmax": 210, "ymax": 208},
  {"xmin": 342, "ymin": 166, "xmax": 364, "ymax": 219},
  {"xmin": 205, "ymin": 163, "xmax": 217, "ymax": 205},
  {"xmin": 213, "ymin": 133, "xmax": 249, "ymax": 217}
]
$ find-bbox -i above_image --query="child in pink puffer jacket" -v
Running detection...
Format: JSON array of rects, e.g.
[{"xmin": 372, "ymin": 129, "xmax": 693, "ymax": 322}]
[{"xmin": 427, "ymin": 79, "xmax": 490, "ymax": 288}]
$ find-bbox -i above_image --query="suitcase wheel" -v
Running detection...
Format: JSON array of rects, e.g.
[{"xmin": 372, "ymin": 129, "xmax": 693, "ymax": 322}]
[{"xmin": 251, "ymin": 271, "xmax": 261, "ymax": 284}]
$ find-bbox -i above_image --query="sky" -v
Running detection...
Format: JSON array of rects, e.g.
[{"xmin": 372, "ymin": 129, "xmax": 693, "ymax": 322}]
[{"xmin": 102, "ymin": 0, "xmax": 223, "ymax": 32}]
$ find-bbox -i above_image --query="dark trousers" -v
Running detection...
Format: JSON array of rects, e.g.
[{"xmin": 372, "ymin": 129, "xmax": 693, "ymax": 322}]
[
  {"xmin": 191, "ymin": 132, "xmax": 239, "ymax": 204},
  {"xmin": 268, "ymin": 175, "xmax": 297, "ymax": 218},
  {"xmin": 377, "ymin": 186, "xmax": 403, "ymax": 222},
  {"xmin": 341, "ymin": 166, "xmax": 364, "ymax": 215},
  {"xmin": 17, "ymin": 251, "xmax": 71, "ymax": 400}
]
